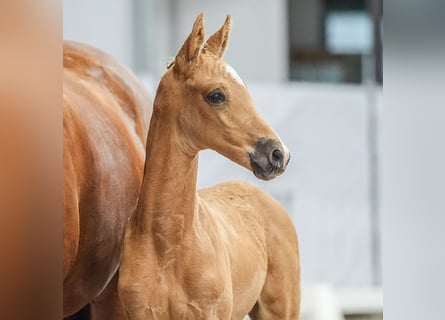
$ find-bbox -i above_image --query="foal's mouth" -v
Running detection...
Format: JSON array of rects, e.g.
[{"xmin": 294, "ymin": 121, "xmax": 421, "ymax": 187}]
[{"xmin": 250, "ymin": 160, "xmax": 285, "ymax": 181}]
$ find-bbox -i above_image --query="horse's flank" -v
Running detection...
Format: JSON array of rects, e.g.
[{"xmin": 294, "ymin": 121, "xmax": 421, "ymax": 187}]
[{"xmin": 63, "ymin": 41, "xmax": 151, "ymax": 318}]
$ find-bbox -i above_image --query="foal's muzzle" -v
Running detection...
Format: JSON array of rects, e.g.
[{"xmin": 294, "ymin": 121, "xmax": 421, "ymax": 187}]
[{"xmin": 249, "ymin": 138, "xmax": 290, "ymax": 181}]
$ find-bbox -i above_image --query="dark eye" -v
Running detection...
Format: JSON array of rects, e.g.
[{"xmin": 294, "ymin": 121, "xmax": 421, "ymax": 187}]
[{"xmin": 205, "ymin": 89, "xmax": 226, "ymax": 105}]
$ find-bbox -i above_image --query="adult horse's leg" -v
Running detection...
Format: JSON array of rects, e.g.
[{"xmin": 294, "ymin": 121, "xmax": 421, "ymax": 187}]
[
  {"xmin": 64, "ymin": 305, "xmax": 91, "ymax": 320},
  {"xmin": 90, "ymin": 273, "xmax": 126, "ymax": 320}
]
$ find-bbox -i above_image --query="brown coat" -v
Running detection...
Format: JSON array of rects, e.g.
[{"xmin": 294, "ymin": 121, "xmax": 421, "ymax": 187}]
[{"xmin": 63, "ymin": 41, "xmax": 151, "ymax": 318}]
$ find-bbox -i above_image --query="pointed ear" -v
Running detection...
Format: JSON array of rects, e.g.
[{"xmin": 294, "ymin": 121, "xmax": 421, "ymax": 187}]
[
  {"xmin": 206, "ymin": 14, "xmax": 232, "ymax": 58},
  {"xmin": 174, "ymin": 13, "xmax": 206, "ymax": 75}
]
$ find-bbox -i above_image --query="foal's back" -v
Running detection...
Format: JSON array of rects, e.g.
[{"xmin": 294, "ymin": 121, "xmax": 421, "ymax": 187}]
[{"xmin": 198, "ymin": 181, "xmax": 300, "ymax": 319}]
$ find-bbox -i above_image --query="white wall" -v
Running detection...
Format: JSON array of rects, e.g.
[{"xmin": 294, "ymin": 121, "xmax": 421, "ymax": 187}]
[
  {"xmin": 171, "ymin": 0, "xmax": 288, "ymax": 82},
  {"xmin": 133, "ymin": 0, "xmax": 175, "ymax": 78},
  {"xmin": 63, "ymin": 0, "xmax": 134, "ymax": 68},
  {"xmin": 382, "ymin": 53, "xmax": 445, "ymax": 318}
]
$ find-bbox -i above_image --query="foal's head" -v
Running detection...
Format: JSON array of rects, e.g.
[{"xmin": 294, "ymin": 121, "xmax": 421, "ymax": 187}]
[{"xmin": 155, "ymin": 13, "xmax": 290, "ymax": 180}]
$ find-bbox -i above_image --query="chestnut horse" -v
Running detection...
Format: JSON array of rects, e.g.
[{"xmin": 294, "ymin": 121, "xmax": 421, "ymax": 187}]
[
  {"xmin": 119, "ymin": 14, "xmax": 300, "ymax": 319},
  {"xmin": 63, "ymin": 41, "xmax": 151, "ymax": 319}
]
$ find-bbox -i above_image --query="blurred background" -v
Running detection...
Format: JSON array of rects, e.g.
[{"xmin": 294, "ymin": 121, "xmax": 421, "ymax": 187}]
[{"xmin": 64, "ymin": 1, "xmax": 383, "ymax": 319}]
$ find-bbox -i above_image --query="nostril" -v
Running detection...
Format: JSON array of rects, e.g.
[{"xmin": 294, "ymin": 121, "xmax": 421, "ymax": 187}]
[{"xmin": 271, "ymin": 149, "xmax": 283, "ymax": 165}]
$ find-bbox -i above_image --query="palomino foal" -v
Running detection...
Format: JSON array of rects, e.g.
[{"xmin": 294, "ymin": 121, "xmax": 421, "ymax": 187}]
[{"xmin": 119, "ymin": 14, "xmax": 300, "ymax": 319}]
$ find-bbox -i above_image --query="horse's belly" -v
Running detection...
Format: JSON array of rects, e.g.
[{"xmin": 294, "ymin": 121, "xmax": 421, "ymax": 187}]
[
  {"xmin": 62, "ymin": 41, "xmax": 151, "ymax": 317},
  {"xmin": 63, "ymin": 107, "xmax": 144, "ymax": 315}
]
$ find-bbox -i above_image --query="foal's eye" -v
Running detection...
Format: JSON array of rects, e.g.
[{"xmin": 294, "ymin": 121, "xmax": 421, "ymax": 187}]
[{"xmin": 205, "ymin": 89, "xmax": 226, "ymax": 105}]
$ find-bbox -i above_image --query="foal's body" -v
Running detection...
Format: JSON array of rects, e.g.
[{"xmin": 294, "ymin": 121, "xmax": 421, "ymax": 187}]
[
  {"xmin": 120, "ymin": 128, "xmax": 299, "ymax": 319},
  {"xmin": 119, "ymin": 14, "xmax": 300, "ymax": 319}
]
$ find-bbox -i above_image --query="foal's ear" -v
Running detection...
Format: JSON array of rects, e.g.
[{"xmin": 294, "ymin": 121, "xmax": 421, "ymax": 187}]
[
  {"xmin": 174, "ymin": 13, "xmax": 206, "ymax": 75},
  {"xmin": 206, "ymin": 14, "xmax": 232, "ymax": 58}
]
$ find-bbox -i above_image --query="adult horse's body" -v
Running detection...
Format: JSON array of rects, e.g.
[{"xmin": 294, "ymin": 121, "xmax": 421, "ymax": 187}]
[
  {"xmin": 63, "ymin": 41, "xmax": 151, "ymax": 319},
  {"xmin": 119, "ymin": 14, "xmax": 300, "ymax": 319}
]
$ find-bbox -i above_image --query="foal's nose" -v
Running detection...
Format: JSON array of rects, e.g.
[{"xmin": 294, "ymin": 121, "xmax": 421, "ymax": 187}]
[
  {"xmin": 270, "ymin": 149, "xmax": 284, "ymax": 166},
  {"xmin": 249, "ymin": 138, "xmax": 290, "ymax": 180}
]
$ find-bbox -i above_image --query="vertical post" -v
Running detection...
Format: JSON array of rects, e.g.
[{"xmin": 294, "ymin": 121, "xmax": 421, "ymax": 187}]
[
  {"xmin": 370, "ymin": 0, "xmax": 383, "ymax": 84},
  {"xmin": 366, "ymin": 78, "xmax": 382, "ymax": 287},
  {"xmin": 365, "ymin": 0, "xmax": 383, "ymax": 287}
]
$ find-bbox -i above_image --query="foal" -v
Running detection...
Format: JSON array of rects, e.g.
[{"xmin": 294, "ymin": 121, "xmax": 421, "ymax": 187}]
[{"xmin": 119, "ymin": 14, "xmax": 300, "ymax": 319}]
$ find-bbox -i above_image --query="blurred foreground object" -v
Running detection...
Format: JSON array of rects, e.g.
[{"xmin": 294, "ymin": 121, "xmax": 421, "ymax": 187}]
[{"xmin": 0, "ymin": 1, "xmax": 61, "ymax": 319}]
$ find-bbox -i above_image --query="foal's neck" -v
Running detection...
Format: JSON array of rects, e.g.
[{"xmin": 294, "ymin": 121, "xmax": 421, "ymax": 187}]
[{"xmin": 133, "ymin": 104, "xmax": 199, "ymax": 256}]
